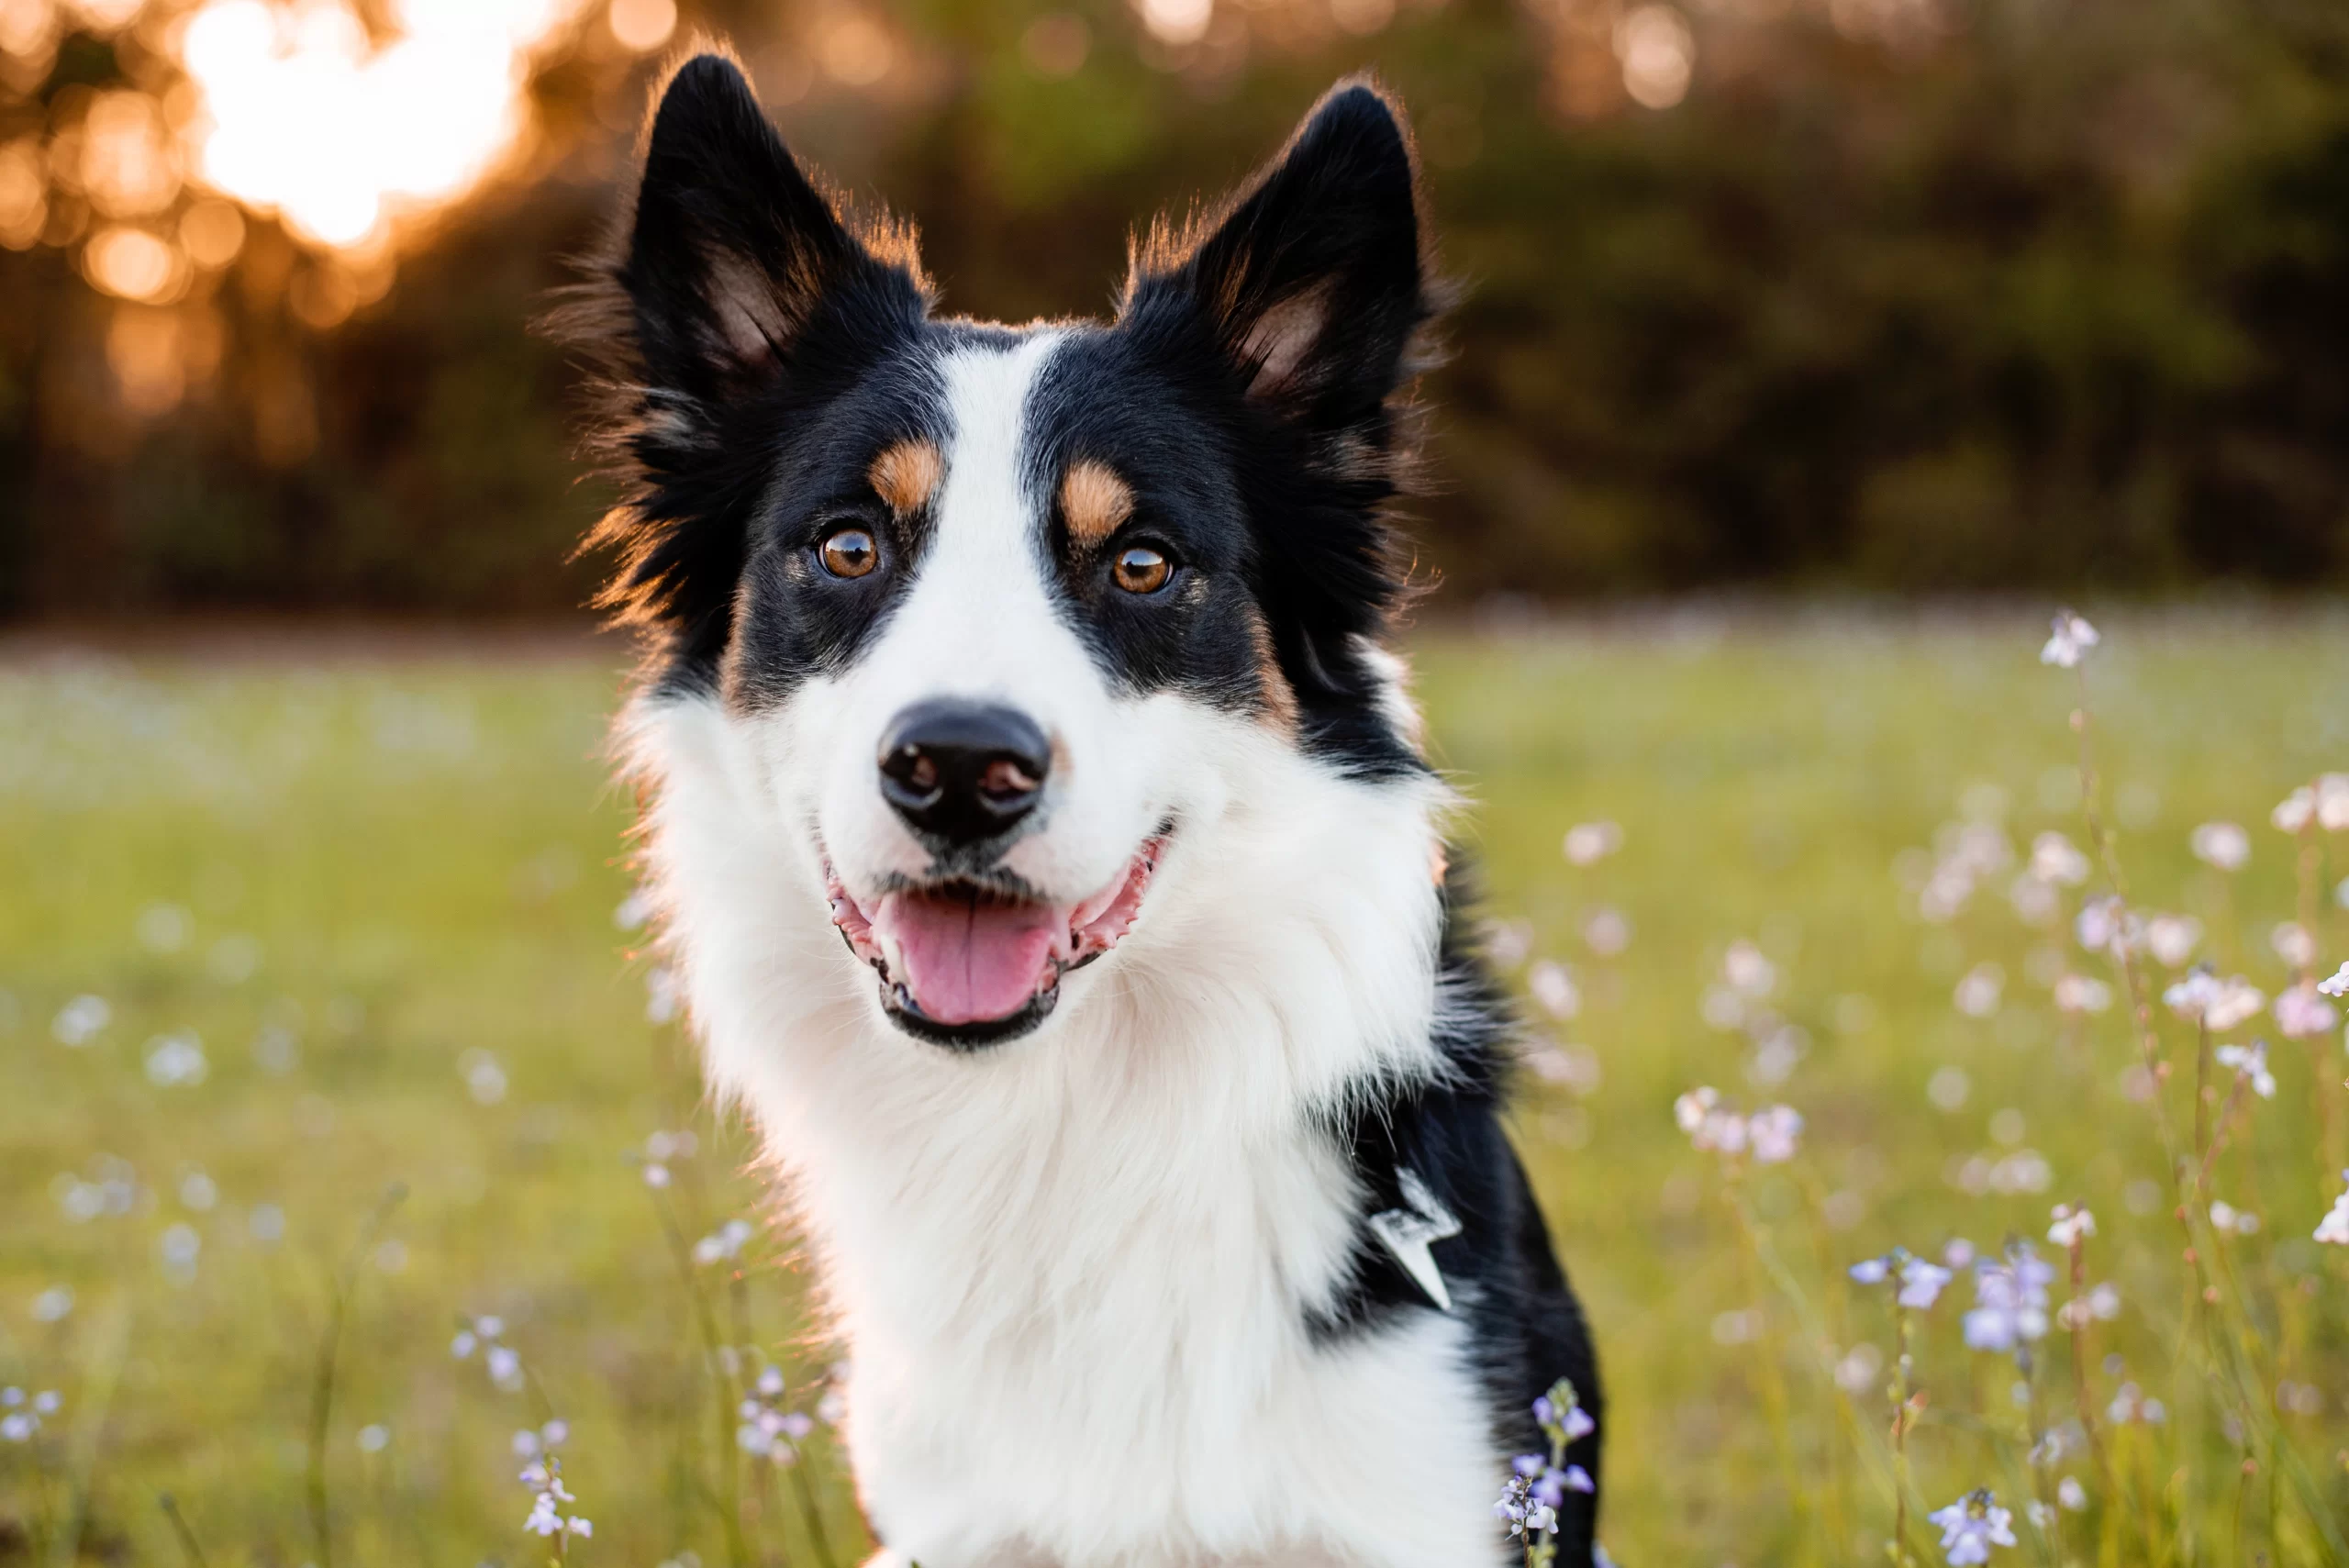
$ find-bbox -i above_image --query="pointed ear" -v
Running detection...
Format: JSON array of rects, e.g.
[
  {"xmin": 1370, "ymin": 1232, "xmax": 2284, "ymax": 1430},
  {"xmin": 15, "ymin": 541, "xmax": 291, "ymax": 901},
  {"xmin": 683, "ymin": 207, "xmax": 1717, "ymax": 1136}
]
[
  {"xmin": 1120, "ymin": 80, "xmax": 1439, "ymax": 439},
  {"xmin": 618, "ymin": 52, "xmax": 930, "ymax": 413}
]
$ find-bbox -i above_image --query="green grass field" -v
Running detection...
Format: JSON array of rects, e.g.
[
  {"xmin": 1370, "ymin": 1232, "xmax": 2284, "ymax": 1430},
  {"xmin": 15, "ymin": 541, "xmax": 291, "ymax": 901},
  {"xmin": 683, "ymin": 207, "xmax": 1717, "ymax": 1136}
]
[{"xmin": 4, "ymin": 612, "xmax": 2347, "ymax": 1567}]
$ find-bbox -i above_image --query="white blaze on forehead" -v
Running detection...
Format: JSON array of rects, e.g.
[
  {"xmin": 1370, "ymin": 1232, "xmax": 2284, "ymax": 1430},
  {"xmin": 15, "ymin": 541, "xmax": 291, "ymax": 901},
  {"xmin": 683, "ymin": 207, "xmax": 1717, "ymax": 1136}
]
[
  {"xmin": 829, "ymin": 329, "xmax": 1164, "ymax": 899},
  {"xmin": 929, "ymin": 332, "xmax": 1063, "ymax": 584},
  {"xmin": 868, "ymin": 333, "xmax": 1073, "ymax": 702}
]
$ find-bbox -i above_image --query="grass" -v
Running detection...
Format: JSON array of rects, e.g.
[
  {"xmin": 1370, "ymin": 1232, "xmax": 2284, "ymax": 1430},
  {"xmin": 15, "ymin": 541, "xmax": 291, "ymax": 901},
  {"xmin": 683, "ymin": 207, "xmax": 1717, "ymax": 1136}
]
[{"xmin": 3, "ymin": 609, "xmax": 2347, "ymax": 1566}]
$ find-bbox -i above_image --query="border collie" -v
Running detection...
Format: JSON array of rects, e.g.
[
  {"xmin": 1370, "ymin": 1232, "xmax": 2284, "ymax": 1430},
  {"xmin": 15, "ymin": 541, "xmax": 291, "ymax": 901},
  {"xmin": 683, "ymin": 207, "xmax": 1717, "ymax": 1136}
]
[{"xmin": 561, "ymin": 49, "xmax": 1603, "ymax": 1567}]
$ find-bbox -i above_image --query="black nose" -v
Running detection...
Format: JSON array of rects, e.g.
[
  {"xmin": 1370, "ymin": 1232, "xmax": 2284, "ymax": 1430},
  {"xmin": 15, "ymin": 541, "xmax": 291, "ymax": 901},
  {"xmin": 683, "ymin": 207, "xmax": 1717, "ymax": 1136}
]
[{"xmin": 876, "ymin": 699, "xmax": 1052, "ymax": 847}]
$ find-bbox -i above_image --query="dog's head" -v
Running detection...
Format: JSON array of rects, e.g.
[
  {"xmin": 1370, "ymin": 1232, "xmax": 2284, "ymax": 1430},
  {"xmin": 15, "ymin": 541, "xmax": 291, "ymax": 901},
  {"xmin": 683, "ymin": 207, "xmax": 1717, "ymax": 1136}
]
[{"xmin": 571, "ymin": 53, "xmax": 1446, "ymax": 1052}]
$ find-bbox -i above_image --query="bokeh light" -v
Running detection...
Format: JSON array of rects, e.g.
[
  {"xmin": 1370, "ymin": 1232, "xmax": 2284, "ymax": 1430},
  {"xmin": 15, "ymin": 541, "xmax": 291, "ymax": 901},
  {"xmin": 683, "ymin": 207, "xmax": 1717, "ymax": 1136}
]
[
  {"xmin": 1616, "ymin": 5, "xmax": 1693, "ymax": 110},
  {"xmin": 0, "ymin": 137, "xmax": 41, "ymax": 247},
  {"xmin": 80, "ymin": 89, "xmax": 180, "ymax": 217},
  {"xmin": 176, "ymin": 194, "xmax": 241, "ymax": 267},
  {"xmin": 178, "ymin": 0, "xmax": 600, "ymax": 250},
  {"xmin": 1137, "ymin": 0, "xmax": 1213, "ymax": 48},
  {"xmin": 606, "ymin": 0, "xmax": 674, "ymax": 54},
  {"xmin": 83, "ymin": 221, "xmax": 181, "ymax": 300},
  {"xmin": 818, "ymin": 11, "xmax": 896, "ymax": 89},
  {"xmin": 1020, "ymin": 11, "xmax": 1092, "ymax": 80}
]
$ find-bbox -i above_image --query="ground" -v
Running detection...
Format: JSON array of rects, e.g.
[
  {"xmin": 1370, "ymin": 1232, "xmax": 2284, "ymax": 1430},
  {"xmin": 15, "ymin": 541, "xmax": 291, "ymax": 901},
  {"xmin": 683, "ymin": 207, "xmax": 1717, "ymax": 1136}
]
[{"xmin": 3, "ymin": 609, "xmax": 2346, "ymax": 1566}]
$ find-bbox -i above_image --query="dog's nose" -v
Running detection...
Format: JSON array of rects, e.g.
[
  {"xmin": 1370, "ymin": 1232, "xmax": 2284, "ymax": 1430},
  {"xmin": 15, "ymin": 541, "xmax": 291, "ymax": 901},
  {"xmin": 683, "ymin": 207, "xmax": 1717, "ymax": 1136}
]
[{"xmin": 876, "ymin": 699, "xmax": 1052, "ymax": 846}]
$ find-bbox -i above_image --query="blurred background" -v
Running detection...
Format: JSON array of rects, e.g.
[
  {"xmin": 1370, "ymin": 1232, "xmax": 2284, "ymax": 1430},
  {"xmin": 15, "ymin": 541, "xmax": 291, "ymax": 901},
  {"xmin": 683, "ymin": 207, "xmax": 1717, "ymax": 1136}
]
[
  {"xmin": 1, "ymin": 0, "xmax": 2345, "ymax": 617},
  {"xmin": 6, "ymin": 6, "xmax": 2349, "ymax": 1563}
]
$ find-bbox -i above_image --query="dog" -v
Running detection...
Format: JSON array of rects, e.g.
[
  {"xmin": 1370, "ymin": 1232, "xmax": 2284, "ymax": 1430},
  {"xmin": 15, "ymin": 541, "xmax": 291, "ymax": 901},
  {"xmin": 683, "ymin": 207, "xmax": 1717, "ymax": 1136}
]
[{"xmin": 561, "ymin": 48, "xmax": 1604, "ymax": 1567}]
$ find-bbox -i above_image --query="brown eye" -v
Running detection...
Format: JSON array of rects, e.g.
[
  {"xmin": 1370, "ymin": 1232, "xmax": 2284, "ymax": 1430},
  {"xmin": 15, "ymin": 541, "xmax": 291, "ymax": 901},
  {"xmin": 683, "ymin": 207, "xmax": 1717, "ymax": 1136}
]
[
  {"xmin": 1111, "ymin": 544, "xmax": 1171, "ymax": 595},
  {"xmin": 818, "ymin": 527, "xmax": 878, "ymax": 579}
]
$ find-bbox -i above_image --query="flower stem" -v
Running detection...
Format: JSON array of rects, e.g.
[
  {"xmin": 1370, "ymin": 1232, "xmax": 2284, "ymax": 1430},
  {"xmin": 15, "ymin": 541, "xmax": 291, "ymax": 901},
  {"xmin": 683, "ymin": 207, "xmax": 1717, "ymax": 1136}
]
[
  {"xmin": 1722, "ymin": 1178, "xmax": 1808, "ymax": 1561},
  {"xmin": 2296, "ymin": 812, "xmax": 2344, "ymax": 1177},
  {"xmin": 157, "ymin": 1494, "xmax": 209, "ymax": 1568},
  {"xmin": 788, "ymin": 1454, "xmax": 840, "ymax": 1568},
  {"xmin": 2193, "ymin": 1020, "xmax": 2210, "ymax": 1162},
  {"xmin": 647, "ymin": 1186, "xmax": 751, "ymax": 1568},
  {"xmin": 306, "ymin": 1183, "xmax": 407, "ymax": 1568},
  {"xmin": 1889, "ymin": 1307, "xmax": 1912, "ymax": 1567},
  {"xmin": 2061, "ymin": 1235, "xmax": 2112, "ymax": 1511}
]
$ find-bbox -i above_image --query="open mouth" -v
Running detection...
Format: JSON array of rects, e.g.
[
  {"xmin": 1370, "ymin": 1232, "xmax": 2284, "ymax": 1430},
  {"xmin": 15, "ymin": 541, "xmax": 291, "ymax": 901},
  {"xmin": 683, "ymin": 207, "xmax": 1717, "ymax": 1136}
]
[{"xmin": 824, "ymin": 833, "xmax": 1168, "ymax": 1048}]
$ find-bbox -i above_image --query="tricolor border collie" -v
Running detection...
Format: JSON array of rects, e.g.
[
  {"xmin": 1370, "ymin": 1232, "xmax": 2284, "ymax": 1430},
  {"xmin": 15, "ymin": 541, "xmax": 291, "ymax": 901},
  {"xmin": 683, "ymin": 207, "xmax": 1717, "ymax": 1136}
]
[{"xmin": 561, "ymin": 48, "xmax": 1603, "ymax": 1567}]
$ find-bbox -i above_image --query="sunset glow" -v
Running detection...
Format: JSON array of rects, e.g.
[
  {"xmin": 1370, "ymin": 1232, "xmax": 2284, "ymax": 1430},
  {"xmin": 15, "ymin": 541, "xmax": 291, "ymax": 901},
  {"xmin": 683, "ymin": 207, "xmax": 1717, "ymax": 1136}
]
[{"xmin": 177, "ymin": 0, "xmax": 598, "ymax": 250}]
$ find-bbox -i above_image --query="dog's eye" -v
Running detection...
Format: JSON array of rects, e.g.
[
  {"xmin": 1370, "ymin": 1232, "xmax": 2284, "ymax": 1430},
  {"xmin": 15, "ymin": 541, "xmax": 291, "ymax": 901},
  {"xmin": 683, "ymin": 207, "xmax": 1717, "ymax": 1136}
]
[
  {"xmin": 1111, "ymin": 545, "xmax": 1172, "ymax": 595},
  {"xmin": 818, "ymin": 527, "xmax": 879, "ymax": 580}
]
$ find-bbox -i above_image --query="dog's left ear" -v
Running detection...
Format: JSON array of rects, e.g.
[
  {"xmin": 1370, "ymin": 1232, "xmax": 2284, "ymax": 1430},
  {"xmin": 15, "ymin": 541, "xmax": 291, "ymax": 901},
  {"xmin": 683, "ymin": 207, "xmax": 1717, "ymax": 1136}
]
[{"xmin": 1121, "ymin": 80, "xmax": 1436, "ymax": 440}]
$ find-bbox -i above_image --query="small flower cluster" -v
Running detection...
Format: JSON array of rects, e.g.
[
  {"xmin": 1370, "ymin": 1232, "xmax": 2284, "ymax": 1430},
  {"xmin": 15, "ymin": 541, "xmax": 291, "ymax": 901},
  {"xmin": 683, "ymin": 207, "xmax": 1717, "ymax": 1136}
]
[
  {"xmin": 452, "ymin": 1314, "xmax": 524, "ymax": 1392},
  {"xmin": 519, "ymin": 1419, "xmax": 592, "ymax": 1544},
  {"xmin": 638, "ymin": 1128, "xmax": 698, "ymax": 1189},
  {"xmin": 1492, "ymin": 1471, "xmax": 1556, "ymax": 1549},
  {"xmin": 2161, "ymin": 968, "xmax": 2265, "ymax": 1031},
  {"xmin": 2269, "ymin": 774, "xmax": 2349, "ymax": 834},
  {"xmin": 514, "ymin": 1418, "xmax": 569, "ymax": 1458},
  {"xmin": 2315, "ymin": 1172, "xmax": 2349, "ymax": 1246},
  {"xmin": 736, "ymin": 1364, "xmax": 816, "ymax": 1462},
  {"xmin": 1848, "ymin": 1248, "xmax": 1953, "ymax": 1309},
  {"xmin": 2028, "ymin": 829, "xmax": 2089, "ymax": 887},
  {"xmin": 1562, "ymin": 820, "xmax": 1623, "ymax": 867},
  {"xmin": 0, "ymin": 1386, "xmax": 60, "ymax": 1442},
  {"xmin": 2044, "ymin": 1203, "xmax": 2093, "ymax": 1249},
  {"xmin": 2215, "ymin": 1040, "xmax": 2276, "ymax": 1099},
  {"xmin": 2067, "ymin": 899, "xmax": 2210, "ymax": 973},
  {"xmin": 1674, "ymin": 1087, "xmax": 1802, "ymax": 1164},
  {"xmin": 50, "ymin": 993, "xmax": 110, "ymax": 1046},
  {"xmin": 1493, "ymin": 1379, "xmax": 1596, "ymax": 1564},
  {"xmin": 1963, "ymin": 1241, "xmax": 2054, "ymax": 1353},
  {"xmin": 2205, "ymin": 1199, "xmax": 2261, "ymax": 1238},
  {"xmin": 2050, "ymin": 973, "xmax": 2112, "ymax": 1016},
  {"xmin": 2274, "ymin": 982, "xmax": 2338, "ymax": 1040},
  {"xmin": 1693, "ymin": 937, "xmax": 1813, "ymax": 1085},
  {"xmin": 2106, "ymin": 1381, "xmax": 2167, "ymax": 1426},
  {"xmin": 1916, "ymin": 817, "xmax": 2015, "ymax": 924},
  {"xmin": 1931, "ymin": 1489, "xmax": 2018, "ymax": 1564},
  {"xmin": 693, "ymin": 1218, "xmax": 755, "ymax": 1268},
  {"xmin": 2038, "ymin": 610, "xmax": 2099, "ymax": 668},
  {"xmin": 2190, "ymin": 820, "xmax": 2250, "ymax": 871},
  {"xmin": 1526, "ymin": 961, "xmax": 1580, "ymax": 1021}
]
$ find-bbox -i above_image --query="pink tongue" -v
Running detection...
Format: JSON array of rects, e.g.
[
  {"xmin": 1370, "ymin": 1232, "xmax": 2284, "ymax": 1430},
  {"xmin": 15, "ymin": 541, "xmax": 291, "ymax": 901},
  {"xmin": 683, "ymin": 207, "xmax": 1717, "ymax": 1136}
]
[{"xmin": 872, "ymin": 890, "xmax": 1067, "ymax": 1026}]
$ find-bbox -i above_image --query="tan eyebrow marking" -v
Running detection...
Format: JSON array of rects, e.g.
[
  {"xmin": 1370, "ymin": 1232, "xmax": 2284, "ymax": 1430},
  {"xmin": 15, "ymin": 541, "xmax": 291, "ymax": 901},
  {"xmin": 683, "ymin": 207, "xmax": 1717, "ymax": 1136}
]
[
  {"xmin": 1059, "ymin": 460, "xmax": 1134, "ymax": 548},
  {"xmin": 868, "ymin": 439, "xmax": 942, "ymax": 514}
]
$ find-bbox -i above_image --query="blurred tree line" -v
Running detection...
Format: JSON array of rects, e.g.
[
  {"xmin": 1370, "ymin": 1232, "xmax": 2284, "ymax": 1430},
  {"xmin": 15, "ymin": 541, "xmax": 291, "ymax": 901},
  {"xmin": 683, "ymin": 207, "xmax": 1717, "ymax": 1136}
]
[{"xmin": 1, "ymin": 0, "xmax": 2344, "ymax": 617}]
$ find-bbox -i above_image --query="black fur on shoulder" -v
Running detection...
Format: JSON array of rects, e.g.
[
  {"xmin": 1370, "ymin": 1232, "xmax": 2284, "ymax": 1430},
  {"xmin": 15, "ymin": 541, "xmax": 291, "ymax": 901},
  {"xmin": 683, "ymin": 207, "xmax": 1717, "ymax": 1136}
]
[
  {"xmin": 1309, "ymin": 861, "xmax": 1605, "ymax": 1567},
  {"xmin": 544, "ymin": 47, "xmax": 935, "ymax": 684},
  {"xmin": 1115, "ymin": 79, "xmax": 1452, "ymax": 777}
]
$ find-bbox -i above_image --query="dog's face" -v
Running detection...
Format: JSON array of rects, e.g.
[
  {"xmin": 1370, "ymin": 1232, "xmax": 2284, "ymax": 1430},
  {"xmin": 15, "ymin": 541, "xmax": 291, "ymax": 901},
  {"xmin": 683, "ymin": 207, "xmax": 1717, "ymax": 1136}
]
[{"xmin": 581, "ymin": 57, "xmax": 1440, "ymax": 1050}]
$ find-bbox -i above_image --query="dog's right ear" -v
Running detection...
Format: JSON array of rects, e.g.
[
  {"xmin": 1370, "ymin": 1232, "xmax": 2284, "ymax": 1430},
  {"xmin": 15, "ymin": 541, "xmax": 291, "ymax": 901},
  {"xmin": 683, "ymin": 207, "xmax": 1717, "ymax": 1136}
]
[
  {"xmin": 560, "ymin": 52, "xmax": 929, "ymax": 654},
  {"xmin": 618, "ymin": 52, "xmax": 930, "ymax": 417}
]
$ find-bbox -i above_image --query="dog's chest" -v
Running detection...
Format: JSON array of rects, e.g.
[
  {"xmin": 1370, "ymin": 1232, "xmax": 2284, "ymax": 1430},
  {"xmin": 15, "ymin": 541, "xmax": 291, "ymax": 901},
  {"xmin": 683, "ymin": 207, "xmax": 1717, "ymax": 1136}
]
[{"xmin": 778, "ymin": 1073, "xmax": 1503, "ymax": 1567}]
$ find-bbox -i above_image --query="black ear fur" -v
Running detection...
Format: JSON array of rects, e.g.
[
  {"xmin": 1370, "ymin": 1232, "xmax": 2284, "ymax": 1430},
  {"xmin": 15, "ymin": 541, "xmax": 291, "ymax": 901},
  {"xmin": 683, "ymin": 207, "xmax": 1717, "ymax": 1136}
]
[
  {"xmin": 619, "ymin": 52, "xmax": 930, "ymax": 408},
  {"xmin": 1121, "ymin": 80, "xmax": 1440, "ymax": 445},
  {"xmin": 551, "ymin": 50, "xmax": 930, "ymax": 663}
]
